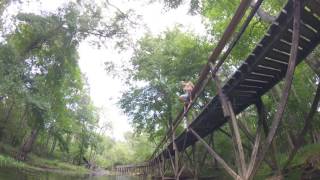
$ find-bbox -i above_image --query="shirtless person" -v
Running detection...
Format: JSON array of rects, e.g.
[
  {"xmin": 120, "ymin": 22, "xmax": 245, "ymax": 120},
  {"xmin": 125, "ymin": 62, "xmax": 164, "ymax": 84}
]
[{"xmin": 179, "ymin": 81, "xmax": 194, "ymax": 113}]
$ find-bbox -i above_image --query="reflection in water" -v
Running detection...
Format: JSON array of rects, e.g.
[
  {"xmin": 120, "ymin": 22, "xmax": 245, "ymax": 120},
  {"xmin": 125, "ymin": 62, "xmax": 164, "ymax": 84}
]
[{"xmin": 0, "ymin": 167, "xmax": 143, "ymax": 180}]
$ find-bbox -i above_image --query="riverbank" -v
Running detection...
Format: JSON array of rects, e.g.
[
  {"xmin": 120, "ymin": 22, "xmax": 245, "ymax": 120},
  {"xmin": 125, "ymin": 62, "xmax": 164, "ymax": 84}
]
[
  {"xmin": 0, "ymin": 143, "xmax": 98, "ymax": 176},
  {"xmin": 0, "ymin": 154, "xmax": 95, "ymax": 175}
]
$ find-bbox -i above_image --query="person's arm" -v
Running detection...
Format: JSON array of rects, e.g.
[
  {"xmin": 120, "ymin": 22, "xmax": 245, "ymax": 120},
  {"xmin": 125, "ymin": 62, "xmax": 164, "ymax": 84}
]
[{"xmin": 181, "ymin": 81, "xmax": 187, "ymax": 86}]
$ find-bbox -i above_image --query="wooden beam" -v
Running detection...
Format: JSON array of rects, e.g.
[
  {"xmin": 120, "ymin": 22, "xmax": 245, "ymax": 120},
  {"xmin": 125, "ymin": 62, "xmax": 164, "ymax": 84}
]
[
  {"xmin": 238, "ymin": 120, "xmax": 255, "ymax": 145},
  {"xmin": 210, "ymin": 67, "xmax": 247, "ymax": 178},
  {"xmin": 189, "ymin": 128, "xmax": 240, "ymax": 179},
  {"xmin": 227, "ymin": 101, "xmax": 247, "ymax": 177},
  {"xmin": 283, "ymin": 82, "xmax": 320, "ymax": 170},
  {"xmin": 249, "ymin": 0, "xmax": 301, "ymax": 178},
  {"xmin": 245, "ymin": 115, "xmax": 263, "ymax": 179},
  {"xmin": 166, "ymin": 148, "xmax": 175, "ymax": 174},
  {"xmin": 255, "ymin": 98, "xmax": 280, "ymax": 171}
]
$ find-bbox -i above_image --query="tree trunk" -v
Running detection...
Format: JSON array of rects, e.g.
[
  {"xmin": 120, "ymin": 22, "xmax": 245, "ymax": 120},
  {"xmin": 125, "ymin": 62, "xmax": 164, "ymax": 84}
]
[
  {"xmin": 49, "ymin": 137, "xmax": 57, "ymax": 156},
  {"xmin": 11, "ymin": 108, "xmax": 28, "ymax": 147},
  {"xmin": 0, "ymin": 101, "xmax": 15, "ymax": 140},
  {"xmin": 45, "ymin": 126, "xmax": 54, "ymax": 155},
  {"xmin": 17, "ymin": 127, "xmax": 40, "ymax": 161}
]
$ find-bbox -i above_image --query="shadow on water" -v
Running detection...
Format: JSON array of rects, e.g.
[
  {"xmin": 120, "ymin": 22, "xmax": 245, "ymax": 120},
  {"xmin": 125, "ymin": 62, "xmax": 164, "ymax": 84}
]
[{"xmin": 0, "ymin": 167, "xmax": 143, "ymax": 180}]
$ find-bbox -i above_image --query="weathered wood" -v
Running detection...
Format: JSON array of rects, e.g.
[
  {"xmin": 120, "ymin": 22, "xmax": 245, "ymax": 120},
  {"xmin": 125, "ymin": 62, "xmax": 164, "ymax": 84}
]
[
  {"xmin": 166, "ymin": 148, "xmax": 176, "ymax": 173},
  {"xmin": 250, "ymin": 0, "xmax": 301, "ymax": 178},
  {"xmin": 238, "ymin": 120, "xmax": 255, "ymax": 145},
  {"xmin": 210, "ymin": 62, "xmax": 245, "ymax": 178},
  {"xmin": 211, "ymin": 0, "xmax": 265, "ymax": 76},
  {"xmin": 227, "ymin": 100, "xmax": 247, "ymax": 178},
  {"xmin": 184, "ymin": 150, "xmax": 193, "ymax": 165},
  {"xmin": 283, "ymin": 82, "xmax": 320, "ymax": 170},
  {"xmin": 192, "ymin": 144, "xmax": 198, "ymax": 180},
  {"xmin": 210, "ymin": 63, "xmax": 230, "ymax": 118},
  {"xmin": 245, "ymin": 112, "xmax": 263, "ymax": 179},
  {"xmin": 191, "ymin": 0, "xmax": 252, "ymax": 97},
  {"xmin": 189, "ymin": 128, "xmax": 240, "ymax": 180},
  {"xmin": 160, "ymin": 155, "xmax": 165, "ymax": 177},
  {"xmin": 255, "ymin": 98, "xmax": 280, "ymax": 171},
  {"xmin": 177, "ymin": 164, "xmax": 185, "ymax": 178},
  {"xmin": 210, "ymin": 64, "xmax": 246, "ymax": 177},
  {"xmin": 199, "ymin": 134, "xmax": 213, "ymax": 168}
]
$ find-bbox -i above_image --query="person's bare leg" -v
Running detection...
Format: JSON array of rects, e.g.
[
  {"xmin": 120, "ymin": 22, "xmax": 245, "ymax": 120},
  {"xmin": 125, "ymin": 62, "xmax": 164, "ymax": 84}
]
[{"xmin": 187, "ymin": 102, "xmax": 191, "ymax": 110}]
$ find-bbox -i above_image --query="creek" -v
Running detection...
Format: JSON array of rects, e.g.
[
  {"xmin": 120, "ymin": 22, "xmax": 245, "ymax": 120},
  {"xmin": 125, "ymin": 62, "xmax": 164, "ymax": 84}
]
[{"xmin": 0, "ymin": 167, "xmax": 143, "ymax": 180}]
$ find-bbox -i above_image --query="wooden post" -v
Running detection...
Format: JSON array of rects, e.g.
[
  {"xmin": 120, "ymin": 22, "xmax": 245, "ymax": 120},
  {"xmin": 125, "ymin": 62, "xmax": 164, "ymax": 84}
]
[
  {"xmin": 192, "ymin": 144, "xmax": 198, "ymax": 180},
  {"xmin": 283, "ymin": 82, "xmax": 320, "ymax": 170},
  {"xmin": 249, "ymin": 0, "xmax": 301, "ymax": 178},
  {"xmin": 210, "ymin": 62, "xmax": 247, "ymax": 178},
  {"xmin": 199, "ymin": 134, "xmax": 212, "ymax": 169},
  {"xmin": 169, "ymin": 119, "xmax": 179, "ymax": 179},
  {"xmin": 255, "ymin": 98, "xmax": 280, "ymax": 172},
  {"xmin": 227, "ymin": 100, "xmax": 247, "ymax": 177},
  {"xmin": 189, "ymin": 127, "xmax": 241, "ymax": 179},
  {"xmin": 167, "ymin": 148, "xmax": 176, "ymax": 173},
  {"xmin": 245, "ymin": 106, "xmax": 263, "ymax": 179}
]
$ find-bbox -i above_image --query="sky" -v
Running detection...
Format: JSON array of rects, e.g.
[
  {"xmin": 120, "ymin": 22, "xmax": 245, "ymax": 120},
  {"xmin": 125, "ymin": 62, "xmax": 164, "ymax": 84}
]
[{"xmin": 6, "ymin": 0, "xmax": 206, "ymax": 140}]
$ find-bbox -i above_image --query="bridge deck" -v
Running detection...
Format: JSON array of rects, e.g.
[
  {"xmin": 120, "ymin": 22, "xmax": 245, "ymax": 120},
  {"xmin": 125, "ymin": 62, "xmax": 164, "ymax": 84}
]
[{"xmin": 157, "ymin": 0, "xmax": 320, "ymax": 159}]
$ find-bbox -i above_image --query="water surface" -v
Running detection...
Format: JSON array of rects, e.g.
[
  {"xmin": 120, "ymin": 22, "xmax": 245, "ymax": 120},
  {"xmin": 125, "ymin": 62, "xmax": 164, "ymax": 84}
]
[{"xmin": 0, "ymin": 167, "xmax": 142, "ymax": 180}]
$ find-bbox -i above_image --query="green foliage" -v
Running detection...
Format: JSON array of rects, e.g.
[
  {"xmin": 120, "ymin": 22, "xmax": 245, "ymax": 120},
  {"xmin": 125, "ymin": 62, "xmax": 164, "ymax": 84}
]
[
  {"xmin": 97, "ymin": 132, "xmax": 153, "ymax": 168},
  {"xmin": 0, "ymin": 0, "xmax": 130, "ymax": 168},
  {"xmin": 118, "ymin": 28, "xmax": 211, "ymax": 139},
  {"xmin": 0, "ymin": 155, "xmax": 29, "ymax": 169}
]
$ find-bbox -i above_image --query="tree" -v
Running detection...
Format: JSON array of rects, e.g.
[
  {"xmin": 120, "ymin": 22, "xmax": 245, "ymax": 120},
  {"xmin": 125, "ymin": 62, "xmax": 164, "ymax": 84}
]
[
  {"xmin": 117, "ymin": 28, "xmax": 211, "ymax": 140},
  {"xmin": 0, "ymin": 0, "xmax": 131, "ymax": 161}
]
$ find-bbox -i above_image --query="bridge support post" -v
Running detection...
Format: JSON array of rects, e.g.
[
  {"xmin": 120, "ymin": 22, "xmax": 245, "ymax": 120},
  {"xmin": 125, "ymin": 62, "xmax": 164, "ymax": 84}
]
[
  {"xmin": 283, "ymin": 82, "xmax": 320, "ymax": 170},
  {"xmin": 160, "ymin": 155, "xmax": 165, "ymax": 179},
  {"xmin": 192, "ymin": 144, "xmax": 199, "ymax": 180},
  {"xmin": 189, "ymin": 127, "xmax": 241, "ymax": 179},
  {"xmin": 255, "ymin": 98, "xmax": 280, "ymax": 172},
  {"xmin": 226, "ymin": 100, "xmax": 247, "ymax": 177},
  {"xmin": 248, "ymin": 0, "xmax": 301, "ymax": 178},
  {"xmin": 244, "ymin": 102, "xmax": 264, "ymax": 179},
  {"xmin": 209, "ymin": 62, "xmax": 247, "ymax": 179}
]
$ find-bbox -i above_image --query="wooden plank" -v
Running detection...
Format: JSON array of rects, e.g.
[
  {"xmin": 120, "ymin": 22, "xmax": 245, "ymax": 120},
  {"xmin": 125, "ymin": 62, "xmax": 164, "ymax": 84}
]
[
  {"xmin": 288, "ymin": 20, "xmax": 318, "ymax": 40},
  {"xmin": 275, "ymin": 39, "xmax": 304, "ymax": 53},
  {"xmin": 306, "ymin": 0, "xmax": 320, "ymax": 16},
  {"xmin": 282, "ymin": 29, "xmax": 312, "ymax": 48},
  {"xmin": 238, "ymin": 79, "xmax": 267, "ymax": 88},
  {"xmin": 259, "ymin": 59, "xmax": 288, "ymax": 71},
  {"xmin": 234, "ymin": 84, "xmax": 263, "ymax": 91},
  {"xmin": 301, "ymin": 9, "xmax": 320, "ymax": 32}
]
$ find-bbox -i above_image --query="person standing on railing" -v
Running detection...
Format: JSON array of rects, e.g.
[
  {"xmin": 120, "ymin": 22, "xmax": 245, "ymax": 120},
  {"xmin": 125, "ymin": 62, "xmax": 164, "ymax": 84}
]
[{"xmin": 179, "ymin": 81, "xmax": 194, "ymax": 113}]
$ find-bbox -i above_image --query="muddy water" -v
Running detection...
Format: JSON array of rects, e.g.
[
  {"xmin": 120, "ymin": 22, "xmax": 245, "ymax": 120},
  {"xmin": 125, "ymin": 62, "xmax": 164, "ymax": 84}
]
[{"xmin": 0, "ymin": 167, "xmax": 142, "ymax": 180}]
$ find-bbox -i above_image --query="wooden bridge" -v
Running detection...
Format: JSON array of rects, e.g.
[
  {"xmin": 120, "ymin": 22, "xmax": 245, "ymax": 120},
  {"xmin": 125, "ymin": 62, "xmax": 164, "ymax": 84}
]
[{"xmin": 115, "ymin": 0, "xmax": 320, "ymax": 179}]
